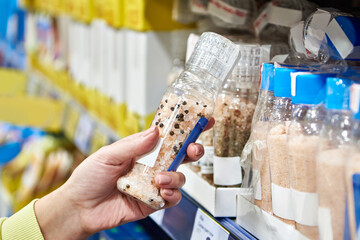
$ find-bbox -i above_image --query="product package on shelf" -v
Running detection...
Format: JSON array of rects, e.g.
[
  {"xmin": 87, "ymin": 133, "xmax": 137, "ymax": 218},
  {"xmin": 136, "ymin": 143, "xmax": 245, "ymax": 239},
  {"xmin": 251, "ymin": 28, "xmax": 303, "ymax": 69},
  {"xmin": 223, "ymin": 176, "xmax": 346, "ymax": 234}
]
[
  {"xmin": 189, "ymin": 0, "xmax": 210, "ymax": 16},
  {"xmin": 347, "ymin": 83, "xmax": 360, "ymax": 240},
  {"xmin": 93, "ymin": 0, "xmax": 124, "ymax": 28},
  {"xmin": 287, "ymin": 72, "xmax": 336, "ymax": 239},
  {"xmin": 267, "ymin": 66, "xmax": 310, "ymax": 226},
  {"xmin": 207, "ymin": 0, "xmax": 257, "ymax": 30},
  {"xmin": 172, "ymin": 0, "xmax": 199, "ymax": 25},
  {"xmin": 213, "ymin": 43, "xmax": 260, "ymax": 188},
  {"xmin": 241, "ymin": 63, "xmax": 275, "ymax": 214},
  {"xmin": 316, "ymin": 77, "xmax": 353, "ymax": 240},
  {"xmin": 124, "ymin": 0, "xmax": 195, "ymax": 31},
  {"xmin": 253, "ymin": 0, "xmax": 316, "ymax": 41},
  {"xmin": 117, "ymin": 32, "xmax": 240, "ymax": 210}
]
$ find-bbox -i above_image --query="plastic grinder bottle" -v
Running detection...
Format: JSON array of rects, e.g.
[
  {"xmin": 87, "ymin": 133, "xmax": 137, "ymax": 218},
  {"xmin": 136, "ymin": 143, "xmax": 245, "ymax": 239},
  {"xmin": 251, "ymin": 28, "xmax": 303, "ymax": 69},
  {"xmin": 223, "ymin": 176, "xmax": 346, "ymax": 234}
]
[{"xmin": 117, "ymin": 32, "xmax": 240, "ymax": 209}]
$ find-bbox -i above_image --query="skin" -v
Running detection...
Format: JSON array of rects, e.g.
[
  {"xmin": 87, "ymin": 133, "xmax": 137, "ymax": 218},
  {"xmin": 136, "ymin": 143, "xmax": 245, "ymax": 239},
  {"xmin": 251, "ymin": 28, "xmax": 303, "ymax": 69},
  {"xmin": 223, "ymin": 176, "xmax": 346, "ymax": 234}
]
[{"xmin": 35, "ymin": 118, "xmax": 214, "ymax": 240}]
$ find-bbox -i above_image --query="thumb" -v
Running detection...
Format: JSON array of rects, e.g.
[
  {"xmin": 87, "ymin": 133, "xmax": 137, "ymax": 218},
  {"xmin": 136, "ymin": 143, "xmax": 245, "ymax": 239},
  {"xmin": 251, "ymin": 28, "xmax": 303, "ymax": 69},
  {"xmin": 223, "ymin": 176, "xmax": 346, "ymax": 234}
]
[{"xmin": 95, "ymin": 126, "xmax": 160, "ymax": 166}]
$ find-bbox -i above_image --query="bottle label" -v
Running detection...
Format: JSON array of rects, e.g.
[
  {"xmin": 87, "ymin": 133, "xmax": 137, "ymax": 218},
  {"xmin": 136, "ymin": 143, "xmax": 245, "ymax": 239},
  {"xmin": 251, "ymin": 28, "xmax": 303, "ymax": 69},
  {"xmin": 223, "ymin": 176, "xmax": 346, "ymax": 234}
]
[
  {"xmin": 137, "ymin": 138, "xmax": 164, "ymax": 168},
  {"xmin": 253, "ymin": 169, "xmax": 262, "ymax": 200},
  {"xmin": 271, "ymin": 183, "xmax": 294, "ymax": 220},
  {"xmin": 292, "ymin": 188, "xmax": 318, "ymax": 226},
  {"xmin": 325, "ymin": 18, "xmax": 360, "ymax": 60},
  {"xmin": 318, "ymin": 207, "xmax": 333, "ymax": 240},
  {"xmin": 200, "ymin": 146, "xmax": 214, "ymax": 174},
  {"xmin": 213, "ymin": 156, "xmax": 242, "ymax": 186},
  {"xmin": 208, "ymin": 0, "xmax": 248, "ymax": 25}
]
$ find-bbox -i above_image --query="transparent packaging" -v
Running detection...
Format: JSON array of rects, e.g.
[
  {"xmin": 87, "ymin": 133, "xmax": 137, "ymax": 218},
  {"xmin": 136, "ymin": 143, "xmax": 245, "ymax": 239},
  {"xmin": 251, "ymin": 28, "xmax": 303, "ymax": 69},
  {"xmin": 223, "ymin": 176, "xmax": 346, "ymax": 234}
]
[
  {"xmin": 346, "ymin": 84, "xmax": 360, "ymax": 240},
  {"xmin": 241, "ymin": 63, "xmax": 275, "ymax": 213},
  {"xmin": 303, "ymin": 8, "xmax": 351, "ymax": 63},
  {"xmin": 253, "ymin": 0, "xmax": 316, "ymax": 41},
  {"xmin": 117, "ymin": 32, "xmax": 240, "ymax": 209},
  {"xmin": 207, "ymin": 0, "xmax": 257, "ymax": 30},
  {"xmin": 316, "ymin": 77, "xmax": 353, "ymax": 240},
  {"xmin": 212, "ymin": 44, "xmax": 260, "ymax": 187}
]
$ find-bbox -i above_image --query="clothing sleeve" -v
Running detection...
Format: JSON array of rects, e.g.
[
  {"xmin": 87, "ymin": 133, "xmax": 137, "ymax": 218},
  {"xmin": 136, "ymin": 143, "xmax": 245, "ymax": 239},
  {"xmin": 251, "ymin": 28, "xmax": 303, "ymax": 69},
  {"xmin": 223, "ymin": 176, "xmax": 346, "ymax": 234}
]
[{"xmin": 0, "ymin": 199, "xmax": 44, "ymax": 240}]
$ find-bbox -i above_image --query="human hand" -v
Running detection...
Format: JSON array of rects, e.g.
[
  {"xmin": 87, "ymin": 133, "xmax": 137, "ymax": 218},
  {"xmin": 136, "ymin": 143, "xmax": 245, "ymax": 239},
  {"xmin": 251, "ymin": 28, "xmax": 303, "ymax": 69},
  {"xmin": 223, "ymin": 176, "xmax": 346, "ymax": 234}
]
[{"xmin": 35, "ymin": 119, "xmax": 214, "ymax": 240}]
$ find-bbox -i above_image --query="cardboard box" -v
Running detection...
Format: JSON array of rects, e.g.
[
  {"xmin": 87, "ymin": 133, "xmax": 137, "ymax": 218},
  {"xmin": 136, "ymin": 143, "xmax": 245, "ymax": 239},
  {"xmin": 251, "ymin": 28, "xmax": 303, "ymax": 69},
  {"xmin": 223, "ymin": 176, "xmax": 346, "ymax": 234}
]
[{"xmin": 178, "ymin": 165, "xmax": 251, "ymax": 217}]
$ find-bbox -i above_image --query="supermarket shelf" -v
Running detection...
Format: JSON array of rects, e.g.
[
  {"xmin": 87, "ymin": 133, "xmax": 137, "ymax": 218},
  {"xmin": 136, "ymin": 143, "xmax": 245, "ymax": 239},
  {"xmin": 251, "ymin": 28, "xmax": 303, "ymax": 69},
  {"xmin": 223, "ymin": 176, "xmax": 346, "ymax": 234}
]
[{"xmin": 28, "ymin": 70, "xmax": 256, "ymax": 240}]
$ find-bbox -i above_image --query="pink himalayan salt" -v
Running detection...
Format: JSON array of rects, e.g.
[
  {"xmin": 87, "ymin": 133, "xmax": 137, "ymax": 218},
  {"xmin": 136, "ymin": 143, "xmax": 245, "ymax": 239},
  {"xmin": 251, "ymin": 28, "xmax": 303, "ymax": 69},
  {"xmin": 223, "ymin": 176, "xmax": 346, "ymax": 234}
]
[
  {"xmin": 317, "ymin": 148, "xmax": 347, "ymax": 240},
  {"xmin": 288, "ymin": 134, "xmax": 320, "ymax": 240},
  {"xmin": 117, "ymin": 92, "xmax": 213, "ymax": 209},
  {"xmin": 267, "ymin": 122, "xmax": 295, "ymax": 226},
  {"xmin": 252, "ymin": 121, "xmax": 272, "ymax": 213}
]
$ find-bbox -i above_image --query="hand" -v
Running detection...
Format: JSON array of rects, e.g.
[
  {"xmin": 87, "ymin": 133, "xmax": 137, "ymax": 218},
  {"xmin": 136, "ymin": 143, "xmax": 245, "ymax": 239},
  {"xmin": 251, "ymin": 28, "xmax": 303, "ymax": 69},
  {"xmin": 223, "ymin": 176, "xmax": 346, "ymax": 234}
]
[{"xmin": 35, "ymin": 119, "xmax": 214, "ymax": 240}]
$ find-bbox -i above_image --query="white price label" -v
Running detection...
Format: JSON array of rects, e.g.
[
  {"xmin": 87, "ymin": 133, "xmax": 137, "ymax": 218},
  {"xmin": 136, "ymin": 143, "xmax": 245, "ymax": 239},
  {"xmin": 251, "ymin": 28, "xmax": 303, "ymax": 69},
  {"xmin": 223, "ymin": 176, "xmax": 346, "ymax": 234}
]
[
  {"xmin": 190, "ymin": 209, "xmax": 229, "ymax": 240},
  {"xmin": 74, "ymin": 114, "xmax": 94, "ymax": 153},
  {"xmin": 208, "ymin": 0, "xmax": 248, "ymax": 25}
]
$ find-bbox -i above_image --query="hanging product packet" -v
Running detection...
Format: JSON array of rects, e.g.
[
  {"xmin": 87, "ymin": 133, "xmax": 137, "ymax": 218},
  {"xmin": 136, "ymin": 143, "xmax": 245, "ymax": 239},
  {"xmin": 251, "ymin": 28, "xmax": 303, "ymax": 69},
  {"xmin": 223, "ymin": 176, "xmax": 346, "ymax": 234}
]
[
  {"xmin": 303, "ymin": 8, "xmax": 355, "ymax": 63},
  {"xmin": 267, "ymin": 65, "xmax": 310, "ymax": 226},
  {"xmin": 117, "ymin": 32, "xmax": 240, "ymax": 209},
  {"xmin": 316, "ymin": 77, "xmax": 353, "ymax": 240},
  {"xmin": 347, "ymin": 83, "xmax": 360, "ymax": 240},
  {"xmin": 253, "ymin": 0, "xmax": 316, "ymax": 41},
  {"xmin": 189, "ymin": 0, "xmax": 210, "ymax": 15},
  {"xmin": 213, "ymin": 43, "xmax": 260, "ymax": 187},
  {"xmin": 207, "ymin": 0, "xmax": 257, "ymax": 30},
  {"xmin": 287, "ymin": 72, "xmax": 336, "ymax": 240},
  {"xmin": 241, "ymin": 63, "xmax": 275, "ymax": 213}
]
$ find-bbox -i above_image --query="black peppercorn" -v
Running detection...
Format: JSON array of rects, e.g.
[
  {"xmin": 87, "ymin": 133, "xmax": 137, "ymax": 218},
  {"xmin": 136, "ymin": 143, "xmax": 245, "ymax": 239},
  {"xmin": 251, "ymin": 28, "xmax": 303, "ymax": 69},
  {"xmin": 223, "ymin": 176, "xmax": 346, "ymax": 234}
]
[
  {"xmin": 170, "ymin": 107, "xmax": 175, "ymax": 111},
  {"xmin": 185, "ymin": 110, "xmax": 189, "ymax": 114},
  {"xmin": 170, "ymin": 131, "xmax": 174, "ymax": 136},
  {"xmin": 160, "ymin": 104, "xmax": 164, "ymax": 109},
  {"xmin": 159, "ymin": 123, "xmax": 164, "ymax": 128},
  {"xmin": 174, "ymin": 123, "xmax": 179, "ymax": 129},
  {"xmin": 182, "ymin": 101, "xmax": 187, "ymax": 105}
]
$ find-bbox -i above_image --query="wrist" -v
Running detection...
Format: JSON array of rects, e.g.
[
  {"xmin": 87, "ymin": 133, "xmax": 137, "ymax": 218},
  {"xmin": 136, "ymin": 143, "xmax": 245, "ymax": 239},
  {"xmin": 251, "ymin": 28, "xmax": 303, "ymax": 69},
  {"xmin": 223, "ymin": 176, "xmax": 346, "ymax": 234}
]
[{"xmin": 35, "ymin": 186, "xmax": 90, "ymax": 240}]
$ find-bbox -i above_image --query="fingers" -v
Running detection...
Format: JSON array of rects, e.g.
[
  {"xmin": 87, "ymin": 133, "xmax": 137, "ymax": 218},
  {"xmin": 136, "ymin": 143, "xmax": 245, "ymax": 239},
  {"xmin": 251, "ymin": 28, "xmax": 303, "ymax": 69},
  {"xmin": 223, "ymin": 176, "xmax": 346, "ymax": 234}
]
[
  {"xmin": 203, "ymin": 117, "xmax": 215, "ymax": 132},
  {"xmin": 95, "ymin": 127, "xmax": 160, "ymax": 166},
  {"xmin": 182, "ymin": 143, "xmax": 204, "ymax": 164},
  {"xmin": 155, "ymin": 172, "xmax": 185, "ymax": 208}
]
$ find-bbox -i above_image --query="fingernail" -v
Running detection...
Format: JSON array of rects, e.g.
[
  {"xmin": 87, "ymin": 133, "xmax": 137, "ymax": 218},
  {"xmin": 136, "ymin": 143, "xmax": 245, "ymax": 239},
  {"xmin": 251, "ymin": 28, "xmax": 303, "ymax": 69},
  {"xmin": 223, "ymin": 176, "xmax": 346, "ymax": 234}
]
[
  {"xmin": 156, "ymin": 174, "xmax": 172, "ymax": 185},
  {"xmin": 143, "ymin": 126, "xmax": 156, "ymax": 138},
  {"xmin": 162, "ymin": 189, "xmax": 174, "ymax": 196},
  {"xmin": 195, "ymin": 145, "xmax": 202, "ymax": 156}
]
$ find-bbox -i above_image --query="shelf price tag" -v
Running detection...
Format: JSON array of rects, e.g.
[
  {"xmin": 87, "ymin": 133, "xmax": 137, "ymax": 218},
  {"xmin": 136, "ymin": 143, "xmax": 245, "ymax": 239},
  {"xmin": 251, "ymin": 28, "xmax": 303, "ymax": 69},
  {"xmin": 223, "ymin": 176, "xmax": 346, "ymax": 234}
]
[
  {"xmin": 190, "ymin": 209, "xmax": 230, "ymax": 240},
  {"xmin": 64, "ymin": 106, "xmax": 80, "ymax": 141},
  {"xmin": 89, "ymin": 128, "xmax": 108, "ymax": 154},
  {"xmin": 74, "ymin": 113, "xmax": 94, "ymax": 154}
]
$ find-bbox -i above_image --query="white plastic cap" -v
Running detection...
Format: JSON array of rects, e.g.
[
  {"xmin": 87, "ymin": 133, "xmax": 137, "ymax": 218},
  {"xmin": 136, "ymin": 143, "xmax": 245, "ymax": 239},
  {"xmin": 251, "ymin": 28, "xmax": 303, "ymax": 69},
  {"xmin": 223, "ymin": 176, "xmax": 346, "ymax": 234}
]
[{"xmin": 186, "ymin": 32, "xmax": 241, "ymax": 82}]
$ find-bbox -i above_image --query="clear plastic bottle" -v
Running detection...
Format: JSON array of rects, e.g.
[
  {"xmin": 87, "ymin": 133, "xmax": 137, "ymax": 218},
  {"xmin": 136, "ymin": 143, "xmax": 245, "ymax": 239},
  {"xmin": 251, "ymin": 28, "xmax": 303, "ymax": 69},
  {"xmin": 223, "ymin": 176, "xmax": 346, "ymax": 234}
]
[
  {"xmin": 316, "ymin": 77, "xmax": 353, "ymax": 240},
  {"xmin": 207, "ymin": 0, "xmax": 257, "ymax": 30},
  {"xmin": 253, "ymin": 0, "xmax": 316, "ymax": 41},
  {"xmin": 199, "ymin": 128, "xmax": 214, "ymax": 184},
  {"xmin": 213, "ymin": 44, "xmax": 260, "ymax": 187},
  {"xmin": 267, "ymin": 66, "xmax": 307, "ymax": 226},
  {"xmin": 347, "ymin": 83, "xmax": 360, "ymax": 240},
  {"xmin": 241, "ymin": 63, "xmax": 275, "ymax": 213},
  {"xmin": 287, "ymin": 72, "xmax": 336, "ymax": 239},
  {"xmin": 117, "ymin": 32, "xmax": 240, "ymax": 209}
]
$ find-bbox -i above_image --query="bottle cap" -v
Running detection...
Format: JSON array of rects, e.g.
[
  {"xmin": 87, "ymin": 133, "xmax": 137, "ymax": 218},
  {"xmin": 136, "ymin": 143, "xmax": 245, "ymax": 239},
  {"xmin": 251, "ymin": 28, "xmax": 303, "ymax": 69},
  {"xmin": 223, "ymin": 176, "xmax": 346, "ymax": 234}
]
[
  {"xmin": 326, "ymin": 77, "xmax": 353, "ymax": 110},
  {"xmin": 350, "ymin": 84, "xmax": 360, "ymax": 120},
  {"xmin": 229, "ymin": 44, "xmax": 262, "ymax": 89},
  {"xmin": 274, "ymin": 67, "xmax": 307, "ymax": 98},
  {"xmin": 260, "ymin": 63, "xmax": 275, "ymax": 91},
  {"xmin": 186, "ymin": 32, "xmax": 241, "ymax": 82},
  {"xmin": 291, "ymin": 72, "xmax": 337, "ymax": 105}
]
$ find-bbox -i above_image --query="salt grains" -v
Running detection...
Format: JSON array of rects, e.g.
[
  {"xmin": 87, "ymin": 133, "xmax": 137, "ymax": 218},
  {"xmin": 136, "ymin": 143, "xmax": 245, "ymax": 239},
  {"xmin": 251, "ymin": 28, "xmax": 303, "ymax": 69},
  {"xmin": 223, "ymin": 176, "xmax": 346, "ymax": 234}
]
[
  {"xmin": 317, "ymin": 148, "xmax": 347, "ymax": 240},
  {"xmin": 117, "ymin": 92, "xmax": 213, "ymax": 209}
]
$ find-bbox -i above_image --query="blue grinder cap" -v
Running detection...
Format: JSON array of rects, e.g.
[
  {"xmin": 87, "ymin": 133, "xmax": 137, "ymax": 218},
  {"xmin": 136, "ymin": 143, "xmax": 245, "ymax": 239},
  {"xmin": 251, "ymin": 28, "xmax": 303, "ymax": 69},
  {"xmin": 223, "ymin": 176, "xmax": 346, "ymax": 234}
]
[
  {"xmin": 260, "ymin": 63, "xmax": 275, "ymax": 91},
  {"xmin": 274, "ymin": 67, "xmax": 307, "ymax": 98},
  {"xmin": 326, "ymin": 77, "xmax": 353, "ymax": 110},
  {"xmin": 291, "ymin": 73, "xmax": 337, "ymax": 105}
]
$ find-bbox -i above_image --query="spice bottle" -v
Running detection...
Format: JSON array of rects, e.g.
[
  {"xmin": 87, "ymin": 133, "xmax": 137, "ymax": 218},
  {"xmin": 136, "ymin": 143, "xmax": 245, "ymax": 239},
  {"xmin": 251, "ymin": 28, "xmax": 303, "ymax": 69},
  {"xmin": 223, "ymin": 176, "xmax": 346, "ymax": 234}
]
[
  {"xmin": 199, "ymin": 128, "xmax": 214, "ymax": 184},
  {"xmin": 267, "ymin": 66, "xmax": 306, "ymax": 226},
  {"xmin": 287, "ymin": 72, "xmax": 335, "ymax": 239},
  {"xmin": 213, "ymin": 44, "xmax": 260, "ymax": 187},
  {"xmin": 117, "ymin": 32, "xmax": 240, "ymax": 209},
  {"xmin": 317, "ymin": 77, "xmax": 353, "ymax": 240},
  {"xmin": 347, "ymin": 83, "xmax": 360, "ymax": 240},
  {"xmin": 245, "ymin": 63, "xmax": 275, "ymax": 213}
]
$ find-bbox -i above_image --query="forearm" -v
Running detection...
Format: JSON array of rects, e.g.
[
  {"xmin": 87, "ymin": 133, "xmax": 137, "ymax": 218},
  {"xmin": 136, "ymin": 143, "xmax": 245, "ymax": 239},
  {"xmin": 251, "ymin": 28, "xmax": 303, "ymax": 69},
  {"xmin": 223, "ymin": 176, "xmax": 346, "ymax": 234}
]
[{"xmin": 35, "ymin": 186, "xmax": 89, "ymax": 240}]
